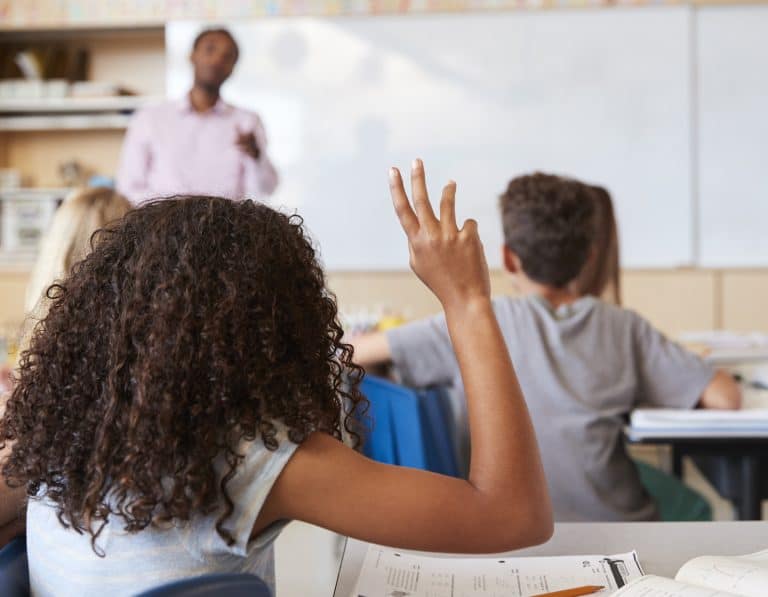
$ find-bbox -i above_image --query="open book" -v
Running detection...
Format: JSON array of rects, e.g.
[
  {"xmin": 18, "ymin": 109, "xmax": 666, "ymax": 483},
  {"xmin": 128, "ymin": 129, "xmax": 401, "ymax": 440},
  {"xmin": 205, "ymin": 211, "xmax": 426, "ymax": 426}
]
[
  {"xmin": 614, "ymin": 549, "xmax": 768, "ymax": 597},
  {"xmin": 351, "ymin": 544, "xmax": 644, "ymax": 596}
]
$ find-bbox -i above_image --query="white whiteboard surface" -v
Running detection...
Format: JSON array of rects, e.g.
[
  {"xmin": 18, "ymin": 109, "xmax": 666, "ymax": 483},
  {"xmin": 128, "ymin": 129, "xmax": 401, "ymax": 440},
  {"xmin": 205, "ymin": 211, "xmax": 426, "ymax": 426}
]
[
  {"xmin": 167, "ymin": 9, "xmax": 692, "ymax": 270},
  {"xmin": 698, "ymin": 6, "xmax": 768, "ymax": 267}
]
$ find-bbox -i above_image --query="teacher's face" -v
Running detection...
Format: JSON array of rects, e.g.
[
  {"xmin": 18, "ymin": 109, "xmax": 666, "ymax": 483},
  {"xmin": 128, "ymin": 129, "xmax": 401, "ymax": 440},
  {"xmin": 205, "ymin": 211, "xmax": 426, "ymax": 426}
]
[{"xmin": 191, "ymin": 32, "xmax": 238, "ymax": 91}]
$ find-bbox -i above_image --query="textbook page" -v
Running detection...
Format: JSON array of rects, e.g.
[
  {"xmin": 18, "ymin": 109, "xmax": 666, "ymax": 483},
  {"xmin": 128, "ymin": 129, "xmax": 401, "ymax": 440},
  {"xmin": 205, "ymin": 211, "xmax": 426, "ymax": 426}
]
[
  {"xmin": 350, "ymin": 545, "xmax": 643, "ymax": 597},
  {"xmin": 675, "ymin": 549, "xmax": 768, "ymax": 597},
  {"xmin": 612, "ymin": 574, "xmax": 741, "ymax": 597},
  {"xmin": 612, "ymin": 550, "xmax": 768, "ymax": 597}
]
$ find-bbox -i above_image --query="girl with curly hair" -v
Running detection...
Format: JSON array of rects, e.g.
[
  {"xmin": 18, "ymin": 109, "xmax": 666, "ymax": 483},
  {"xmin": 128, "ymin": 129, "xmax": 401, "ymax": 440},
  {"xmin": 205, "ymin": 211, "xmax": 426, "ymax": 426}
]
[{"xmin": 0, "ymin": 160, "xmax": 551, "ymax": 595}]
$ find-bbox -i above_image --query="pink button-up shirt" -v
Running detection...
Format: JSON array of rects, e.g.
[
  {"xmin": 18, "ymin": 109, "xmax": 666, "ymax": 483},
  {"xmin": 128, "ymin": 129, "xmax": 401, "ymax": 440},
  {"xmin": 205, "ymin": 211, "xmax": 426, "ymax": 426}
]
[{"xmin": 116, "ymin": 97, "xmax": 279, "ymax": 204}]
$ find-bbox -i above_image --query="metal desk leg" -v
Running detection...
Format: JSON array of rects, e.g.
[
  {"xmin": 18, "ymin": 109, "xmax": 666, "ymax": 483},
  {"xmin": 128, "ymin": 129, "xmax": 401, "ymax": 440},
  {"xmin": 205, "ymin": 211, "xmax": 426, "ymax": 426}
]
[
  {"xmin": 672, "ymin": 446, "xmax": 683, "ymax": 478},
  {"xmin": 736, "ymin": 455, "xmax": 762, "ymax": 520}
]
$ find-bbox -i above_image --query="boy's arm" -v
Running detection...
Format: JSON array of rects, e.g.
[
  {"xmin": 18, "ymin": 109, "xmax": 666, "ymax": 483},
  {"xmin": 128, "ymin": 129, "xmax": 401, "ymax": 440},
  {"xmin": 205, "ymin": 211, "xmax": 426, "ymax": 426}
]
[
  {"xmin": 699, "ymin": 369, "xmax": 742, "ymax": 410},
  {"xmin": 356, "ymin": 316, "xmax": 459, "ymax": 388},
  {"xmin": 350, "ymin": 331, "xmax": 391, "ymax": 368},
  {"xmin": 633, "ymin": 313, "xmax": 731, "ymax": 410}
]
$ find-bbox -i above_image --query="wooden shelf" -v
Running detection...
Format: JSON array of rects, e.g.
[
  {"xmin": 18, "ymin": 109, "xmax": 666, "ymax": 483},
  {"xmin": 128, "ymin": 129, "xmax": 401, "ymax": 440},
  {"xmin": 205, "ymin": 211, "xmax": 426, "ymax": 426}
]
[
  {"xmin": 0, "ymin": 96, "xmax": 160, "ymax": 131},
  {"xmin": 0, "ymin": 113, "xmax": 132, "ymax": 131},
  {"xmin": 0, "ymin": 96, "xmax": 158, "ymax": 114}
]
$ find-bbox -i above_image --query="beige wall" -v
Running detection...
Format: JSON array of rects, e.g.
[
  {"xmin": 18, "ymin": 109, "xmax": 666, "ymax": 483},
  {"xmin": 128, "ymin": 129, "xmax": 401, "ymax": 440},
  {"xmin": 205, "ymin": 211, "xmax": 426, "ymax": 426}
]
[
  {"xmin": 327, "ymin": 268, "xmax": 749, "ymax": 338},
  {"xmin": 722, "ymin": 271, "xmax": 768, "ymax": 332},
  {"xmin": 1, "ymin": 268, "xmax": 763, "ymax": 337},
  {"xmin": 622, "ymin": 270, "xmax": 719, "ymax": 336}
]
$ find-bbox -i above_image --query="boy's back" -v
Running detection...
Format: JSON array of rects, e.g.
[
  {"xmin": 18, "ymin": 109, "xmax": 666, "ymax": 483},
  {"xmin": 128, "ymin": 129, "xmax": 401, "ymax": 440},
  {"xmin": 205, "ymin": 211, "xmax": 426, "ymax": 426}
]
[{"xmin": 387, "ymin": 294, "xmax": 714, "ymax": 521}]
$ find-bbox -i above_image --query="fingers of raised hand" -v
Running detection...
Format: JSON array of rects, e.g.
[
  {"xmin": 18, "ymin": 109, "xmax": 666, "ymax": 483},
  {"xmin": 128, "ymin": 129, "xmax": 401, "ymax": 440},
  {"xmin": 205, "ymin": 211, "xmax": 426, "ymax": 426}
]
[
  {"xmin": 389, "ymin": 167, "xmax": 419, "ymax": 238},
  {"xmin": 440, "ymin": 181, "xmax": 458, "ymax": 234},
  {"xmin": 410, "ymin": 159, "xmax": 438, "ymax": 227},
  {"xmin": 460, "ymin": 218, "xmax": 479, "ymax": 237}
]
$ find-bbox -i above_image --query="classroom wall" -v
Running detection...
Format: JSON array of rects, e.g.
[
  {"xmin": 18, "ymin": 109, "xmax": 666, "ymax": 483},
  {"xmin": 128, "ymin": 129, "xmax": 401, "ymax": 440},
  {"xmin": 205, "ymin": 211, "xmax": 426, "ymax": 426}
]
[
  {"xmin": 320, "ymin": 269, "xmax": 734, "ymax": 338},
  {"xmin": 2, "ymin": 11, "xmax": 768, "ymax": 340},
  {"xmin": 2, "ymin": 262, "xmax": 764, "ymax": 339}
]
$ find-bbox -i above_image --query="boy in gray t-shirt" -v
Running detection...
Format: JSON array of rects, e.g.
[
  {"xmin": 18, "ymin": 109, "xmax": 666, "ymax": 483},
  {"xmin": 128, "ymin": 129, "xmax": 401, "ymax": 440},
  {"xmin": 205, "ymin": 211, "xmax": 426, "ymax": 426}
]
[{"xmin": 354, "ymin": 173, "xmax": 740, "ymax": 522}]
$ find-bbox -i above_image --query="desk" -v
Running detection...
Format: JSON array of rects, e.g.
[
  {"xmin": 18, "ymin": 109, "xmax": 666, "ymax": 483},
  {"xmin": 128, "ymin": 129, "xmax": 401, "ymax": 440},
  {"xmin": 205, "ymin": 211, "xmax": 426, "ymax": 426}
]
[
  {"xmin": 628, "ymin": 434, "xmax": 768, "ymax": 520},
  {"xmin": 333, "ymin": 521, "xmax": 768, "ymax": 597}
]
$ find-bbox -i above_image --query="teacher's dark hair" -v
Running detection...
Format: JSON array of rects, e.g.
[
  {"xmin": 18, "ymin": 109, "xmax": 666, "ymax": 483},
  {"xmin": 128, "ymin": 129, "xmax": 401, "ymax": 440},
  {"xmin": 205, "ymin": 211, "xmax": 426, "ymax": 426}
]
[
  {"xmin": 0, "ymin": 196, "xmax": 366, "ymax": 553},
  {"xmin": 193, "ymin": 28, "xmax": 240, "ymax": 61}
]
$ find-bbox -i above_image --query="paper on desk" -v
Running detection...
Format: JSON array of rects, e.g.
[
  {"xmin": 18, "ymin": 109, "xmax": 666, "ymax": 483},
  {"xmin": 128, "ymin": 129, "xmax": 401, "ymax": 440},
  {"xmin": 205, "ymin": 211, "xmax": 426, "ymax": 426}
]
[{"xmin": 351, "ymin": 545, "xmax": 643, "ymax": 597}]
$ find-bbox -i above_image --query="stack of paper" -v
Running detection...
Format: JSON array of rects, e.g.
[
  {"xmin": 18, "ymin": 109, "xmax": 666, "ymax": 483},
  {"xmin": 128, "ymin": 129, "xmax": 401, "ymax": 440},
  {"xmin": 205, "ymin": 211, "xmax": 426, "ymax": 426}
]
[{"xmin": 628, "ymin": 409, "xmax": 768, "ymax": 439}]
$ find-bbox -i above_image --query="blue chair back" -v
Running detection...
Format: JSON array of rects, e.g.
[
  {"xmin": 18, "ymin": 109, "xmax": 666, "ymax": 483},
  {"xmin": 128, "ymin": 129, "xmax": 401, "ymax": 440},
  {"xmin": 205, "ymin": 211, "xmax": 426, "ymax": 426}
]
[
  {"xmin": 419, "ymin": 388, "xmax": 460, "ymax": 477},
  {"xmin": 136, "ymin": 573, "xmax": 271, "ymax": 596},
  {"xmin": 0, "ymin": 536, "xmax": 29, "ymax": 597},
  {"xmin": 360, "ymin": 376, "xmax": 459, "ymax": 477}
]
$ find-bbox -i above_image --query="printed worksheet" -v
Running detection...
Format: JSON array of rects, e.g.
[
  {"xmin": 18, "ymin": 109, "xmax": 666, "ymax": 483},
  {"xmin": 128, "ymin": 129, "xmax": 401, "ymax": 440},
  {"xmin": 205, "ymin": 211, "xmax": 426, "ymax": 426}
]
[{"xmin": 351, "ymin": 546, "xmax": 644, "ymax": 597}]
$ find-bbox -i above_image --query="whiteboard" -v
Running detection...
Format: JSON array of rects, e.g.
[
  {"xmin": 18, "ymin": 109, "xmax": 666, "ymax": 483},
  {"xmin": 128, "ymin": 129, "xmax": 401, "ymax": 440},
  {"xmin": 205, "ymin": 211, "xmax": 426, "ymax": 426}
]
[
  {"xmin": 167, "ymin": 9, "xmax": 692, "ymax": 270},
  {"xmin": 698, "ymin": 6, "xmax": 768, "ymax": 267}
]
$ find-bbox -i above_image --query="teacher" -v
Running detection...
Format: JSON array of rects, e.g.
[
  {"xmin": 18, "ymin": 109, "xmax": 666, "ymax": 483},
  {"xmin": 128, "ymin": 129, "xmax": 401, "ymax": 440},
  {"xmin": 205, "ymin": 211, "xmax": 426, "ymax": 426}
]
[{"xmin": 117, "ymin": 28, "xmax": 278, "ymax": 204}]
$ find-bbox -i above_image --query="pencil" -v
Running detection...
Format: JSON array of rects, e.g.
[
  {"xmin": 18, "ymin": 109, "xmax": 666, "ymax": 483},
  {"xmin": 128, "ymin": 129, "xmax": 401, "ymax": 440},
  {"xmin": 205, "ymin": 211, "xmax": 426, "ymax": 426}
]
[{"xmin": 531, "ymin": 585, "xmax": 605, "ymax": 597}]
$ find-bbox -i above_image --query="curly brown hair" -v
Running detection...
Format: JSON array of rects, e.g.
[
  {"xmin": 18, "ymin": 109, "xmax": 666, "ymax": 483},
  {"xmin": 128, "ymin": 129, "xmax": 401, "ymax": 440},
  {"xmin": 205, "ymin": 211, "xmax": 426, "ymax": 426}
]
[
  {"xmin": 0, "ymin": 196, "xmax": 366, "ymax": 551},
  {"xmin": 499, "ymin": 173, "xmax": 595, "ymax": 288}
]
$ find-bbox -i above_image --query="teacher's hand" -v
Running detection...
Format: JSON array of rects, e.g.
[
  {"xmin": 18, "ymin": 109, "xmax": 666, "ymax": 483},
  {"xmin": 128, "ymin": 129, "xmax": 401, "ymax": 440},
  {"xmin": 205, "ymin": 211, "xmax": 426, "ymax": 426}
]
[{"xmin": 235, "ymin": 130, "xmax": 261, "ymax": 160}]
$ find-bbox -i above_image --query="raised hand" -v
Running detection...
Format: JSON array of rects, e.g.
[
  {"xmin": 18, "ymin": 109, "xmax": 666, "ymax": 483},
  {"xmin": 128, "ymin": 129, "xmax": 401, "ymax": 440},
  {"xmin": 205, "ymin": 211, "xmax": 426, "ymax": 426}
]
[
  {"xmin": 389, "ymin": 159, "xmax": 490, "ymax": 311},
  {"xmin": 235, "ymin": 130, "xmax": 261, "ymax": 160}
]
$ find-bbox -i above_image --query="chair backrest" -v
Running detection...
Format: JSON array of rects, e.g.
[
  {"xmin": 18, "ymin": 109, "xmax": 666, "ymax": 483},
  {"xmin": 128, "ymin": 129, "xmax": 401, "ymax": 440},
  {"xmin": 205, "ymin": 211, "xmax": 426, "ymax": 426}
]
[
  {"xmin": 360, "ymin": 376, "xmax": 459, "ymax": 477},
  {"xmin": 0, "ymin": 536, "xmax": 30, "ymax": 597},
  {"xmin": 418, "ymin": 388, "xmax": 460, "ymax": 477},
  {"xmin": 136, "ymin": 573, "xmax": 271, "ymax": 597},
  {"xmin": 360, "ymin": 375, "xmax": 428, "ymax": 469}
]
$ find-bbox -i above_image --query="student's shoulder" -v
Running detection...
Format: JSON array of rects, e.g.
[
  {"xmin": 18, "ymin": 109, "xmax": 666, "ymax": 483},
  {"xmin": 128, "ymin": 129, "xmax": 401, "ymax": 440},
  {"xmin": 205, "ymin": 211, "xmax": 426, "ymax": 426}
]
[
  {"xmin": 491, "ymin": 294, "xmax": 539, "ymax": 323},
  {"xmin": 590, "ymin": 301, "xmax": 667, "ymax": 346},
  {"xmin": 588, "ymin": 299, "xmax": 648, "ymax": 327}
]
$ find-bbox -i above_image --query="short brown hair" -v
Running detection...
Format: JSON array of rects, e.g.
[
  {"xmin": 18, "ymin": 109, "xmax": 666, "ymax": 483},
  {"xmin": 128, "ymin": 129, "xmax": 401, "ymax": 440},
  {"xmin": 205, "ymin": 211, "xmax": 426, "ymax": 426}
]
[{"xmin": 499, "ymin": 173, "xmax": 595, "ymax": 288}]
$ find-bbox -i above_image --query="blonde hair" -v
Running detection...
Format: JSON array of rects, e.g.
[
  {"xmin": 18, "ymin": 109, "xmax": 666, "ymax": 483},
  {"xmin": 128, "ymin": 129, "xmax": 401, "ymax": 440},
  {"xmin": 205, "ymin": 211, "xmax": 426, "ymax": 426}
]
[
  {"xmin": 25, "ymin": 187, "xmax": 131, "ymax": 315},
  {"xmin": 575, "ymin": 185, "xmax": 621, "ymax": 305}
]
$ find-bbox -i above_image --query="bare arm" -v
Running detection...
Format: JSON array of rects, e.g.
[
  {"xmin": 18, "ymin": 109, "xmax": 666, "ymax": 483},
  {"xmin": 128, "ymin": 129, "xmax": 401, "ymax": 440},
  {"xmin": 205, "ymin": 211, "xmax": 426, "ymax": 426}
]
[
  {"xmin": 256, "ymin": 160, "xmax": 552, "ymax": 553},
  {"xmin": 350, "ymin": 331, "xmax": 391, "ymax": 369},
  {"xmin": 699, "ymin": 369, "xmax": 742, "ymax": 410}
]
